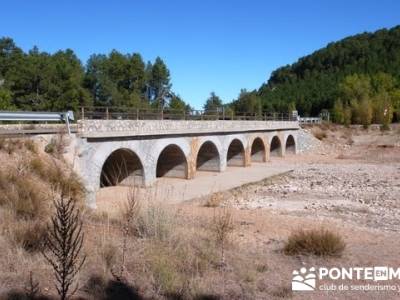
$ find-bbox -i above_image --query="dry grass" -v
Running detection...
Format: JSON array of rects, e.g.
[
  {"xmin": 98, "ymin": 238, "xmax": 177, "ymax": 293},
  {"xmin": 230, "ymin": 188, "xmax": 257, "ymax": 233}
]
[
  {"xmin": 212, "ymin": 208, "xmax": 234, "ymax": 252},
  {"xmin": 284, "ymin": 228, "xmax": 345, "ymax": 257},
  {"xmin": 44, "ymin": 134, "xmax": 67, "ymax": 157},
  {"xmin": 0, "ymin": 138, "xmax": 23, "ymax": 155},
  {"xmin": 23, "ymin": 139, "xmax": 37, "ymax": 154},
  {"xmin": 0, "ymin": 138, "xmax": 84, "ymax": 259},
  {"xmin": 0, "ymin": 169, "xmax": 49, "ymax": 219},
  {"xmin": 204, "ymin": 192, "xmax": 224, "ymax": 207},
  {"xmin": 10, "ymin": 220, "xmax": 47, "ymax": 253},
  {"xmin": 133, "ymin": 200, "xmax": 177, "ymax": 241},
  {"xmin": 271, "ymin": 285, "xmax": 292, "ymax": 298},
  {"xmin": 29, "ymin": 157, "xmax": 84, "ymax": 199},
  {"xmin": 312, "ymin": 128, "xmax": 327, "ymax": 140},
  {"xmin": 336, "ymin": 153, "xmax": 347, "ymax": 159}
]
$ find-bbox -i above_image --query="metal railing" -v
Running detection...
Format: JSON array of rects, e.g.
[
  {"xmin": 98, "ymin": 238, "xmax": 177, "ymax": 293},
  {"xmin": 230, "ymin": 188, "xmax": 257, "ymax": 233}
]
[
  {"xmin": 299, "ymin": 117, "xmax": 322, "ymax": 124},
  {"xmin": 78, "ymin": 106, "xmax": 297, "ymax": 121},
  {"xmin": 0, "ymin": 110, "xmax": 75, "ymax": 134}
]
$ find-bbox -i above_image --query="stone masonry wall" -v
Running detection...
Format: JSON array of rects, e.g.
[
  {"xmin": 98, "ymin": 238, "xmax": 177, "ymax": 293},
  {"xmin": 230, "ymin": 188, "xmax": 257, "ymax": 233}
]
[{"xmin": 78, "ymin": 120, "xmax": 299, "ymax": 138}]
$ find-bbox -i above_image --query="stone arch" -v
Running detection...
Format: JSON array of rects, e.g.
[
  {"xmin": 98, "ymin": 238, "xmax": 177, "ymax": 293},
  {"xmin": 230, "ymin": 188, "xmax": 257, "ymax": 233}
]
[
  {"xmin": 100, "ymin": 148, "xmax": 144, "ymax": 187},
  {"xmin": 156, "ymin": 144, "xmax": 188, "ymax": 178},
  {"xmin": 227, "ymin": 138, "xmax": 245, "ymax": 166},
  {"xmin": 196, "ymin": 141, "xmax": 221, "ymax": 172},
  {"xmin": 285, "ymin": 134, "xmax": 296, "ymax": 155},
  {"xmin": 250, "ymin": 137, "xmax": 266, "ymax": 162},
  {"xmin": 270, "ymin": 135, "xmax": 283, "ymax": 157}
]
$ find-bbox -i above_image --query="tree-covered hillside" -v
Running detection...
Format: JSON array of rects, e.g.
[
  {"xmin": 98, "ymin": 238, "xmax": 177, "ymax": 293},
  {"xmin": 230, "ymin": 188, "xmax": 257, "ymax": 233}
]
[
  {"xmin": 0, "ymin": 38, "xmax": 189, "ymax": 112},
  {"xmin": 232, "ymin": 25, "xmax": 400, "ymax": 122}
]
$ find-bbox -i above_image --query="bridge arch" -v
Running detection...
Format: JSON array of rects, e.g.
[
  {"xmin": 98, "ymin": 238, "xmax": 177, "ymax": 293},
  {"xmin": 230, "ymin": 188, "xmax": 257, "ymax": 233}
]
[
  {"xmin": 285, "ymin": 134, "xmax": 296, "ymax": 155},
  {"xmin": 270, "ymin": 135, "xmax": 283, "ymax": 157},
  {"xmin": 250, "ymin": 137, "xmax": 266, "ymax": 162},
  {"xmin": 196, "ymin": 140, "xmax": 221, "ymax": 172},
  {"xmin": 156, "ymin": 144, "xmax": 188, "ymax": 179},
  {"xmin": 100, "ymin": 148, "xmax": 144, "ymax": 187},
  {"xmin": 227, "ymin": 138, "xmax": 246, "ymax": 166}
]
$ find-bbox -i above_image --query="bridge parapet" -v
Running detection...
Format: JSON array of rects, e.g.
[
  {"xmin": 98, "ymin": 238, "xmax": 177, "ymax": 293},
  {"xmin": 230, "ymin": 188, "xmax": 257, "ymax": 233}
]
[{"xmin": 78, "ymin": 120, "xmax": 299, "ymax": 138}]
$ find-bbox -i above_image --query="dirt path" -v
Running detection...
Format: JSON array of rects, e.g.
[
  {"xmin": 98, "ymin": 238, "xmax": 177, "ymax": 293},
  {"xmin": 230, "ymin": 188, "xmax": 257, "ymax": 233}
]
[{"xmin": 96, "ymin": 159, "xmax": 293, "ymax": 212}]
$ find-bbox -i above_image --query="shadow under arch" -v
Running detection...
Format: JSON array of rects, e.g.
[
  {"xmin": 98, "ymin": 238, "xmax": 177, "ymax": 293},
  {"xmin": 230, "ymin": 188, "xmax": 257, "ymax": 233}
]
[
  {"xmin": 156, "ymin": 144, "xmax": 188, "ymax": 178},
  {"xmin": 286, "ymin": 134, "xmax": 296, "ymax": 155},
  {"xmin": 270, "ymin": 136, "xmax": 282, "ymax": 157},
  {"xmin": 251, "ymin": 137, "xmax": 266, "ymax": 162},
  {"xmin": 196, "ymin": 141, "xmax": 220, "ymax": 172},
  {"xmin": 100, "ymin": 148, "xmax": 144, "ymax": 187},
  {"xmin": 227, "ymin": 138, "xmax": 245, "ymax": 166}
]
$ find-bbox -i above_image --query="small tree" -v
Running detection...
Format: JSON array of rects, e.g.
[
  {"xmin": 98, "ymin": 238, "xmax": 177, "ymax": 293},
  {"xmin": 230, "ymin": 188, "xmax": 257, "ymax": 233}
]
[
  {"xmin": 343, "ymin": 105, "xmax": 352, "ymax": 127},
  {"xmin": 111, "ymin": 186, "xmax": 140, "ymax": 281},
  {"xmin": 204, "ymin": 92, "xmax": 223, "ymax": 114},
  {"xmin": 42, "ymin": 192, "xmax": 86, "ymax": 300},
  {"xmin": 211, "ymin": 208, "xmax": 234, "ymax": 297},
  {"xmin": 358, "ymin": 97, "xmax": 373, "ymax": 128},
  {"xmin": 332, "ymin": 99, "xmax": 344, "ymax": 124},
  {"xmin": 212, "ymin": 208, "xmax": 234, "ymax": 267}
]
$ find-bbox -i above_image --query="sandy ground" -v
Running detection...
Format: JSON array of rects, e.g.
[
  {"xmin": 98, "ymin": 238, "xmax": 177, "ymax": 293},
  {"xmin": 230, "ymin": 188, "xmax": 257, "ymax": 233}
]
[{"xmin": 96, "ymin": 162, "xmax": 294, "ymax": 211}]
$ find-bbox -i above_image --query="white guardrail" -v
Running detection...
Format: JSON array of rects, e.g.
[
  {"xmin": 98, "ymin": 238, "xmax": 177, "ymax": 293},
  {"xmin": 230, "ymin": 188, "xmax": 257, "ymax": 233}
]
[
  {"xmin": 0, "ymin": 110, "xmax": 74, "ymax": 134},
  {"xmin": 299, "ymin": 117, "xmax": 322, "ymax": 124}
]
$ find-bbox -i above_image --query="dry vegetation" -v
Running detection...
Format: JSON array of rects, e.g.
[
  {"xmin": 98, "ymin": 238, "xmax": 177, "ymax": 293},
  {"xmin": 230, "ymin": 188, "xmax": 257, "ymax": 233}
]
[
  {"xmin": 283, "ymin": 228, "xmax": 345, "ymax": 257},
  {"xmin": 0, "ymin": 138, "xmax": 247, "ymax": 299},
  {"xmin": 0, "ymin": 125, "xmax": 399, "ymax": 299}
]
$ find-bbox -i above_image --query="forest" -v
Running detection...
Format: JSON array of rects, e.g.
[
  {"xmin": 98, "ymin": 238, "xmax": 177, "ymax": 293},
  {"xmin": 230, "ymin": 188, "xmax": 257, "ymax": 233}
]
[
  {"xmin": 1, "ymin": 25, "xmax": 400, "ymax": 124},
  {"xmin": 231, "ymin": 25, "xmax": 400, "ymax": 124},
  {"xmin": 0, "ymin": 38, "xmax": 189, "ymax": 113}
]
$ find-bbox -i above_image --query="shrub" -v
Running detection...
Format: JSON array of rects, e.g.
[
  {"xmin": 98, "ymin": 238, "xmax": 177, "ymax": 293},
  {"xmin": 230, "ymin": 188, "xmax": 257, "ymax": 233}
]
[
  {"xmin": 24, "ymin": 139, "xmax": 37, "ymax": 153},
  {"xmin": 12, "ymin": 220, "xmax": 47, "ymax": 252},
  {"xmin": 271, "ymin": 286, "xmax": 292, "ymax": 298},
  {"xmin": 380, "ymin": 123, "xmax": 390, "ymax": 131},
  {"xmin": 29, "ymin": 157, "xmax": 46, "ymax": 175},
  {"xmin": 211, "ymin": 208, "xmax": 234, "ymax": 266},
  {"xmin": 284, "ymin": 229, "xmax": 345, "ymax": 257},
  {"xmin": 30, "ymin": 159, "xmax": 84, "ymax": 200},
  {"xmin": 313, "ymin": 129, "xmax": 327, "ymax": 140},
  {"xmin": 44, "ymin": 141, "xmax": 56, "ymax": 154},
  {"xmin": 41, "ymin": 193, "xmax": 86, "ymax": 300},
  {"xmin": 256, "ymin": 264, "xmax": 268, "ymax": 273},
  {"xmin": 147, "ymin": 246, "xmax": 183, "ymax": 296},
  {"xmin": 2, "ymin": 173, "xmax": 47, "ymax": 219},
  {"xmin": 204, "ymin": 192, "xmax": 224, "ymax": 207},
  {"xmin": 135, "ymin": 201, "xmax": 176, "ymax": 241},
  {"xmin": 1, "ymin": 138, "xmax": 22, "ymax": 154},
  {"xmin": 44, "ymin": 134, "xmax": 67, "ymax": 157}
]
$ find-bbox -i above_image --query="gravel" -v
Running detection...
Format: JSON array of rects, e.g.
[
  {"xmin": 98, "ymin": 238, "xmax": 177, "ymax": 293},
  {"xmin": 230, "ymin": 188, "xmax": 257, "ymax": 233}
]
[
  {"xmin": 296, "ymin": 128, "xmax": 322, "ymax": 153},
  {"xmin": 226, "ymin": 161, "xmax": 400, "ymax": 232}
]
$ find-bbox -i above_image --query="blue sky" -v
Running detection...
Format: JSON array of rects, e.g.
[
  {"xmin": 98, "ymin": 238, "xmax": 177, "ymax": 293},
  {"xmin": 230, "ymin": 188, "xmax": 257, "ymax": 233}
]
[{"xmin": 1, "ymin": 1, "xmax": 399, "ymax": 109}]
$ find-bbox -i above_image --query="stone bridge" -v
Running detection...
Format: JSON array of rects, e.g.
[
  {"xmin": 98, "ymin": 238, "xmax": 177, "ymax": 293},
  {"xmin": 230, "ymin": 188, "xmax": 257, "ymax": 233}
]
[{"xmin": 73, "ymin": 119, "xmax": 300, "ymax": 207}]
